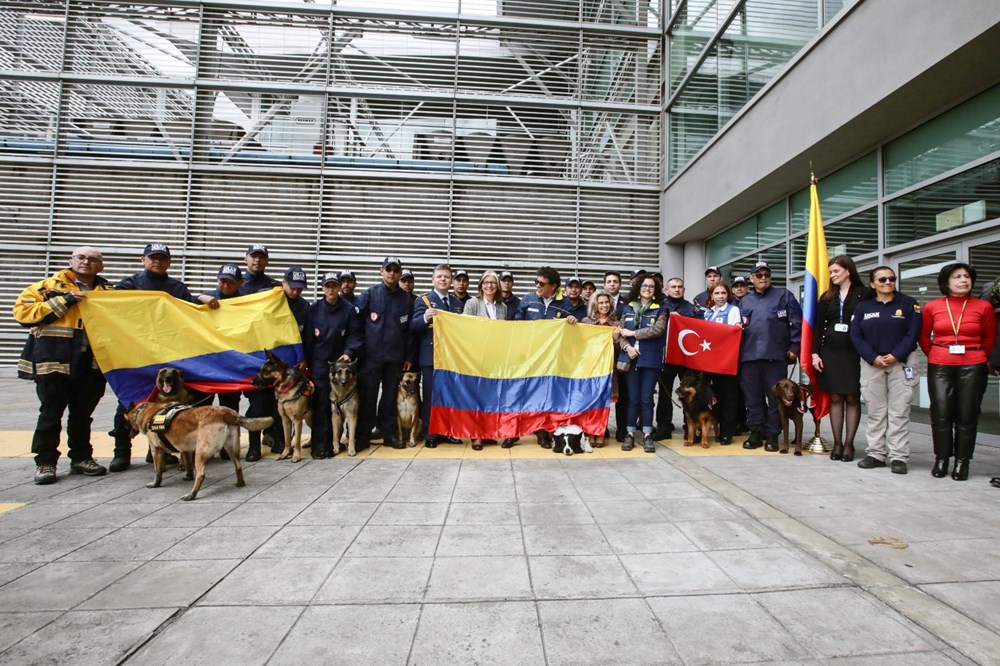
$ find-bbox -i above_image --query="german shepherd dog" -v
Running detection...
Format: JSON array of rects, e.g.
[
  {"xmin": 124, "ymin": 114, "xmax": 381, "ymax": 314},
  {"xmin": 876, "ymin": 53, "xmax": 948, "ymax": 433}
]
[
  {"xmin": 252, "ymin": 351, "xmax": 312, "ymax": 463},
  {"xmin": 772, "ymin": 379, "xmax": 817, "ymax": 456},
  {"xmin": 330, "ymin": 359, "xmax": 360, "ymax": 457},
  {"xmin": 153, "ymin": 366, "xmax": 194, "ymax": 470},
  {"xmin": 397, "ymin": 371, "xmax": 421, "ymax": 448},
  {"xmin": 126, "ymin": 402, "xmax": 271, "ymax": 501},
  {"xmin": 675, "ymin": 372, "xmax": 719, "ymax": 449}
]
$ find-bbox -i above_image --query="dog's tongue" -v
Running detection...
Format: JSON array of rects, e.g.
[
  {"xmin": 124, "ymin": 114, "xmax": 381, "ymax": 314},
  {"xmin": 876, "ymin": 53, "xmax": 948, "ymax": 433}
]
[{"xmin": 162, "ymin": 380, "xmax": 173, "ymax": 393}]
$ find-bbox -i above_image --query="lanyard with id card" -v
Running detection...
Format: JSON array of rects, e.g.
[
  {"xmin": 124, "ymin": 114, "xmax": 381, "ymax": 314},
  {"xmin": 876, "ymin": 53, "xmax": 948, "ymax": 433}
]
[{"xmin": 945, "ymin": 297, "xmax": 968, "ymax": 355}]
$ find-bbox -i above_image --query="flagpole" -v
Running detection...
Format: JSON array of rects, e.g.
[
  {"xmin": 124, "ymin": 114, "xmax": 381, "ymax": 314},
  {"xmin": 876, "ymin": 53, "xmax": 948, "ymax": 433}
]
[{"xmin": 803, "ymin": 169, "xmax": 832, "ymax": 453}]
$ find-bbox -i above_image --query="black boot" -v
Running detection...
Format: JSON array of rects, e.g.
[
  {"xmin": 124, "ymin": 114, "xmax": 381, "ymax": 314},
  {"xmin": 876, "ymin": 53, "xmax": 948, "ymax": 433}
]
[
  {"xmin": 931, "ymin": 458, "xmax": 949, "ymax": 478},
  {"xmin": 245, "ymin": 444, "xmax": 262, "ymax": 462},
  {"xmin": 951, "ymin": 459, "xmax": 969, "ymax": 481}
]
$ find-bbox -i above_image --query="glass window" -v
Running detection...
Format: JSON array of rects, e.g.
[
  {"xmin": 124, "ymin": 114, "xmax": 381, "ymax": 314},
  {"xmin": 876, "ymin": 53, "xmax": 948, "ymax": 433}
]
[
  {"xmin": 885, "ymin": 157, "xmax": 1000, "ymax": 247},
  {"xmin": 790, "ymin": 207, "xmax": 879, "ymax": 270},
  {"xmin": 706, "ymin": 217, "xmax": 756, "ymax": 266},
  {"xmin": 790, "ymin": 152, "xmax": 878, "ymax": 233},
  {"xmin": 884, "ymin": 84, "xmax": 1000, "ymax": 194},
  {"xmin": 756, "ymin": 200, "xmax": 787, "ymax": 246}
]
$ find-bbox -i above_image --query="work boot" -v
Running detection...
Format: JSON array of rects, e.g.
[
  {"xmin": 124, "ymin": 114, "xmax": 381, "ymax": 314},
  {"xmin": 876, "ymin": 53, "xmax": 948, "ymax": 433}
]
[
  {"xmin": 109, "ymin": 458, "xmax": 131, "ymax": 473},
  {"xmin": 857, "ymin": 456, "xmax": 886, "ymax": 469},
  {"xmin": 642, "ymin": 433, "xmax": 656, "ymax": 453},
  {"xmin": 742, "ymin": 430, "xmax": 762, "ymax": 450},
  {"xmin": 622, "ymin": 433, "xmax": 635, "ymax": 451},
  {"xmin": 890, "ymin": 460, "xmax": 908, "ymax": 475},
  {"xmin": 69, "ymin": 458, "xmax": 107, "ymax": 476},
  {"xmin": 245, "ymin": 444, "xmax": 262, "ymax": 462},
  {"xmin": 764, "ymin": 434, "xmax": 779, "ymax": 452},
  {"xmin": 34, "ymin": 465, "xmax": 57, "ymax": 485}
]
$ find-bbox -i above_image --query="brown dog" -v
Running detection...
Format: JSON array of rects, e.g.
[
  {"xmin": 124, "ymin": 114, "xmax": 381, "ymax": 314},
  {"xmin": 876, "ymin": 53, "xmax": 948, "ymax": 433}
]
[
  {"xmin": 397, "ymin": 371, "xmax": 421, "ymax": 448},
  {"xmin": 676, "ymin": 372, "xmax": 719, "ymax": 449},
  {"xmin": 772, "ymin": 378, "xmax": 813, "ymax": 456},
  {"xmin": 127, "ymin": 402, "xmax": 272, "ymax": 500},
  {"xmin": 251, "ymin": 351, "xmax": 313, "ymax": 463},
  {"xmin": 330, "ymin": 359, "xmax": 359, "ymax": 457},
  {"xmin": 154, "ymin": 366, "xmax": 193, "ymax": 405}
]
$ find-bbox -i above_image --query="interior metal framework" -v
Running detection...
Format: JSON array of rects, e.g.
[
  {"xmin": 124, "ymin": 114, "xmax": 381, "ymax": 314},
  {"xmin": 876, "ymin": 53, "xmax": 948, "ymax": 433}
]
[{"xmin": 0, "ymin": 0, "xmax": 839, "ymax": 364}]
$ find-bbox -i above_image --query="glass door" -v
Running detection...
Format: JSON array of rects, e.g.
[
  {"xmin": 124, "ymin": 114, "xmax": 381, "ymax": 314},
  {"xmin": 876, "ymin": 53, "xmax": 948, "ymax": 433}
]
[{"xmin": 968, "ymin": 238, "xmax": 1000, "ymax": 435}]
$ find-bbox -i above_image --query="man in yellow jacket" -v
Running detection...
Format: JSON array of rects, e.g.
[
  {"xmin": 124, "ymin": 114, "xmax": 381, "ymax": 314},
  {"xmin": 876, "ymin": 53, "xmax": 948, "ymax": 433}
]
[{"xmin": 14, "ymin": 247, "xmax": 111, "ymax": 484}]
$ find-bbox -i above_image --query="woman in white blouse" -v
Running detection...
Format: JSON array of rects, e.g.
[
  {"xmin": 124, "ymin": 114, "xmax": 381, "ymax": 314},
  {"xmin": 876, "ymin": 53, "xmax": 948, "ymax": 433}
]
[
  {"xmin": 463, "ymin": 271, "xmax": 508, "ymax": 450},
  {"xmin": 703, "ymin": 283, "xmax": 742, "ymax": 444}
]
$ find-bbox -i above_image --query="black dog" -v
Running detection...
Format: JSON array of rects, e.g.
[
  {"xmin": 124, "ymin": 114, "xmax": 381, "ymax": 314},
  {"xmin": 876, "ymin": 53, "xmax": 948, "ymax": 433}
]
[{"xmin": 675, "ymin": 372, "xmax": 719, "ymax": 449}]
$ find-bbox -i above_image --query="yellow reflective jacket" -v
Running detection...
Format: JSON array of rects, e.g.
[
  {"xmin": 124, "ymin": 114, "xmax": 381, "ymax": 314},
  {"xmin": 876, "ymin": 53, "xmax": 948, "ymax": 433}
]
[{"xmin": 13, "ymin": 269, "xmax": 111, "ymax": 378}]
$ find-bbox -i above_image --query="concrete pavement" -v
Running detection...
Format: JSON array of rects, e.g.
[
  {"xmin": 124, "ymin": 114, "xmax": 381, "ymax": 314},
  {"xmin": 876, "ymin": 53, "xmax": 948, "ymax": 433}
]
[{"xmin": 1, "ymin": 378, "xmax": 999, "ymax": 664}]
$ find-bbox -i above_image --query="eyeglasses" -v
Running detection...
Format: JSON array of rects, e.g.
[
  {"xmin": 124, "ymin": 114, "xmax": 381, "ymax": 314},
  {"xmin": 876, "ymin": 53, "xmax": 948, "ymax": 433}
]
[
  {"xmin": 640, "ymin": 283, "xmax": 656, "ymax": 289},
  {"xmin": 876, "ymin": 276, "xmax": 897, "ymax": 284},
  {"xmin": 71, "ymin": 255, "xmax": 102, "ymax": 263}
]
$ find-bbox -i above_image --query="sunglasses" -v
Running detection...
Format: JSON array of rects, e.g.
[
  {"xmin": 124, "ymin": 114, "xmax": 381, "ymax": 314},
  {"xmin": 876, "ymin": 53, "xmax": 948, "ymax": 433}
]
[
  {"xmin": 876, "ymin": 276, "xmax": 897, "ymax": 284},
  {"xmin": 534, "ymin": 279, "xmax": 550, "ymax": 287}
]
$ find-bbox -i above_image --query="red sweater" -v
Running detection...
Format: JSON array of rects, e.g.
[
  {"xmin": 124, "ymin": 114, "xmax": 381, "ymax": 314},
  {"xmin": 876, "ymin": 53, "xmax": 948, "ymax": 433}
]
[{"xmin": 919, "ymin": 296, "xmax": 997, "ymax": 365}]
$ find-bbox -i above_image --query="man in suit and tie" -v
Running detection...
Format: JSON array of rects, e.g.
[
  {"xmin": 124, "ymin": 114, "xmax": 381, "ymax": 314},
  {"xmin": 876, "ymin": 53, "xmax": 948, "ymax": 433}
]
[{"xmin": 411, "ymin": 264, "xmax": 465, "ymax": 447}]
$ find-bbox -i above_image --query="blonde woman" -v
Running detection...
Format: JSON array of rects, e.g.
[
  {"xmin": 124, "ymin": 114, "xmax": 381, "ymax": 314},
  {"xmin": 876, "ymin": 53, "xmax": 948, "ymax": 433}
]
[
  {"xmin": 463, "ymin": 271, "xmax": 508, "ymax": 450},
  {"xmin": 581, "ymin": 290, "xmax": 621, "ymax": 446}
]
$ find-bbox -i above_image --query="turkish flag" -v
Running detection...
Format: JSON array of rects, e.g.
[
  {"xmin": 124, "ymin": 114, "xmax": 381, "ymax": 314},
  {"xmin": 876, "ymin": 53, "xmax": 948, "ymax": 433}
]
[{"xmin": 664, "ymin": 312, "xmax": 742, "ymax": 375}]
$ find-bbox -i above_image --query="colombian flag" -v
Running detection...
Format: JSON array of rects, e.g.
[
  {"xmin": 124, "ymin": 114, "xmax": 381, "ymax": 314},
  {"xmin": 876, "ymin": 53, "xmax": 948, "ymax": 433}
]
[
  {"xmin": 429, "ymin": 311, "xmax": 614, "ymax": 438},
  {"xmin": 77, "ymin": 288, "xmax": 303, "ymax": 406},
  {"xmin": 802, "ymin": 177, "xmax": 831, "ymax": 419}
]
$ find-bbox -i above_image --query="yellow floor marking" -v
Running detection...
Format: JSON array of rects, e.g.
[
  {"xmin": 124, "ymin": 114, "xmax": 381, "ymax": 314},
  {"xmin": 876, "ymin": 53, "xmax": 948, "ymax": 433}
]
[{"xmin": 0, "ymin": 503, "xmax": 26, "ymax": 514}]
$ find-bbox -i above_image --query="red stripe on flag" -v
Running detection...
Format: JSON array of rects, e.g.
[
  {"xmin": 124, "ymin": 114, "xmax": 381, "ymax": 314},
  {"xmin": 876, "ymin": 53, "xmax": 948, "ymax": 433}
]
[{"xmin": 430, "ymin": 405, "xmax": 610, "ymax": 439}]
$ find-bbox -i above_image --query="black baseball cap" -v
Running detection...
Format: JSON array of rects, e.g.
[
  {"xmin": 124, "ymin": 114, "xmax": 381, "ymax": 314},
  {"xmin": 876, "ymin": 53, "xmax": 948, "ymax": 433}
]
[
  {"xmin": 283, "ymin": 267, "xmax": 307, "ymax": 289},
  {"xmin": 217, "ymin": 263, "xmax": 242, "ymax": 282},
  {"xmin": 454, "ymin": 269, "xmax": 469, "ymax": 279},
  {"xmin": 400, "ymin": 269, "xmax": 414, "ymax": 280},
  {"xmin": 339, "ymin": 270, "xmax": 356, "ymax": 281},
  {"xmin": 245, "ymin": 244, "xmax": 269, "ymax": 257},
  {"xmin": 382, "ymin": 257, "xmax": 402, "ymax": 269},
  {"xmin": 321, "ymin": 271, "xmax": 342, "ymax": 286},
  {"xmin": 499, "ymin": 271, "xmax": 514, "ymax": 281},
  {"xmin": 705, "ymin": 266, "xmax": 722, "ymax": 276},
  {"xmin": 143, "ymin": 243, "xmax": 171, "ymax": 258}
]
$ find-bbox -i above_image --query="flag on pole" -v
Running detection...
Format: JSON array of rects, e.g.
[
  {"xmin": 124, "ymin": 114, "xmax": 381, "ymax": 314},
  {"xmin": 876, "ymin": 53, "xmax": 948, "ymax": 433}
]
[
  {"xmin": 429, "ymin": 311, "xmax": 613, "ymax": 438},
  {"xmin": 801, "ymin": 176, "xmax": 831, "ymax": 419},
  {"xmin": 77, "ymin": 288, "xmax": 303, "ymax": 406},
  {"xmin": 664, "ymin": 313, "xmax": 742, "ymax": 375}
]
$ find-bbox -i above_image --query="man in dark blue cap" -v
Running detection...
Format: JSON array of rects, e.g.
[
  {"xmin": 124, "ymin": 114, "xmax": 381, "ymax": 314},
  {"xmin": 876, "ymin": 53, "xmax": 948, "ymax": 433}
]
[
  {"xmin": 692, "ymin": 266, "xmax": 723, "ymax": 311},
  {"xmin": 238, "ymin": 244, "xmax": 280, "ymax": 295},
  {"xmin": 499, "ymin": 270, "xmax": 520, "ymax": 320},
  {"xmin": 564, "ymin": 276, "xmax": 589, "ymax": 320},
  {"xmin": 452, "ymin": 269, "xmax": 472, "ymax": 304},
  {"xmin": 355, "ymin": 257, "xmax": 415, "ymax": 450},
  {"xmin": 738, "ymin": 261, "xmax": 802, "ymax": 451},
  {"xmin": 306, "ymin": 271, "xmax": 363, "ymax": 458},
  {"xmin": 281, "ymin": 266, "xmax": 310, "ymax": 335},
  {"xmin": 339, "ymin": 270, "xmax": 358, "ymax": 305},
  {"xmin": 109, "ymin": 243, "xmax": 216, "ymax": 472}
]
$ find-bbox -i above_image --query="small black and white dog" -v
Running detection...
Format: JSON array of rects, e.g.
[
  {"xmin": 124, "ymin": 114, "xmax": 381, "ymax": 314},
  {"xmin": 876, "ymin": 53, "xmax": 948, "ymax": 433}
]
[{"xmin": 552, "ymin": 424, "xmax": 593, "ymax": 456}]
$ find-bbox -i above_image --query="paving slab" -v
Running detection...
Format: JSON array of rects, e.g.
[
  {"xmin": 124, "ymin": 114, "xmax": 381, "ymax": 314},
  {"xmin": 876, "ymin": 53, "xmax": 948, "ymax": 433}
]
[
  {"xmin": 425, "ymin": 555, "xmax": 532, "ymax": 601},
  {"xmin": 269, "ymin": 604, "xmax": 420, "ymax": 665},
  {"xmin": 408, "ymin": 601, "xmax": 544, "ymax": 665},
  {"xmin": 314, "ymin": 556, "xmax": 433, "ymax": 603},
  {"xmin": 528, "ymin": 554, "xmax": 637, "ymax": 599},
  {"xmin": 199, "ymin": 557, "xmax": 338, "ymax": 605},
  {"xmin": 78, "ymin": 559, "xmax": 241, "ymax": 609},
  {"xmin": 0, "ymin": 612, "xmax": 60, "ymax": 654},
  {"xmin": 0, "ymin": 561, "xmax": 143, "ymax": 610}
]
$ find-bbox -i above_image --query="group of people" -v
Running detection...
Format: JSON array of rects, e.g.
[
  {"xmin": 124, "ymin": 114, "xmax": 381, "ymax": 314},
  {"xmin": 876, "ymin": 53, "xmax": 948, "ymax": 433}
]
[{"xmin": 14, "ymin": 244, "xmax": 1000, "ymax": 488}]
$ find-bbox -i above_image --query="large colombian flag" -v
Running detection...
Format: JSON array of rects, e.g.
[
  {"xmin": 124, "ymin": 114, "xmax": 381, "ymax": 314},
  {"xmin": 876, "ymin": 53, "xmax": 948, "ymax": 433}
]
[
  {"xmin": 77, "ymin": 288, "xmax": 303, "ymax": 406},
  {"xmin": 429, "ymin": 311, "xmax": 614, "ymax": 438},
  {"xmin": 801, "ymin": 175, "xmax": 831, "ymax": 419}
]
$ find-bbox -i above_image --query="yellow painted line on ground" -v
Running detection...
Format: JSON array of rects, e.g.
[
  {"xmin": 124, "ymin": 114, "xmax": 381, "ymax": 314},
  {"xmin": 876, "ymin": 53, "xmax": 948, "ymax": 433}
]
[{"xmin": 0, "ymin": 503, "xmax": 26, "ymax": 514}]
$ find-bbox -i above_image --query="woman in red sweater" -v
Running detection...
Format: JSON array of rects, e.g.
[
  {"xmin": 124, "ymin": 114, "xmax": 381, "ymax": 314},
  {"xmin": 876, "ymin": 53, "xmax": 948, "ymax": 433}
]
[{"xmin": 919, "ymin": 263, "xmax": 997, "ymax": 481}]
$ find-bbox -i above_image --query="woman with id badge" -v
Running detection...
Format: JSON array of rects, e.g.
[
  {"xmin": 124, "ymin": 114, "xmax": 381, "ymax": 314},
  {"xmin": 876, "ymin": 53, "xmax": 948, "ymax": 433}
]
[
  {"xmin": 811, "ymin": 256, "xmax": 867, "ymax": 462},
  {"xmin": 919, "ymin": 263, "xmax": 997, "ymax": 481},
  {"xmin": 849, "ymin": 266, "xmax": 922, "ymax": 474}
]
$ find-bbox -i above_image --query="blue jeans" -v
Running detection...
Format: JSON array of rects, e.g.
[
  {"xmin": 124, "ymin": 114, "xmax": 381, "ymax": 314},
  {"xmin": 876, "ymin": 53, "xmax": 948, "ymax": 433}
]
[{"xmin": 627, "ymin": 367, "xmax": 661, "ymax": 431}]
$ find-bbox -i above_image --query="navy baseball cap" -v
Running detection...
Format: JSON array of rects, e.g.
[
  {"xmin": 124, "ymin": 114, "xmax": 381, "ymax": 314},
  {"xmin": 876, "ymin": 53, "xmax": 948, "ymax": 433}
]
[
  {"xmin": 283, "ymin": 266, "xmax": 307, "ymax": 289},
  {"xmin": 499, "ymin": 271, "xmax": 514, "ymax": 281},
  {"xmin": 582, "ymin": 279, "xmax": 596, "ymax": 289},
  {"xmin": 382, "ymin": 257, "xmax": 402, "ymax": 269},
  {"xmin": 339, "ymin": 270, "xmax": 356, "ymax": 281},
  {"xmin": 705, "ymin": 265, "xmax": 722, "ymax": 276},
  {"xmin": 454, "ymin": 269, "xmax": 469, "ymax": 279},
  {"xmin": 246, "ymin": 244, "xmax": 269, "ymax": 257},
  {"xmin": 751, "ymin": 261, "xmax": 772, "ymax": 274},
  {"xmin": 567, "ymin": 276, "xmax": 582, "ymax": 286},
  {"xmin": 321, "ymin": 271, "xmax": 342, "ymax": 286},
  {"xmin": 400, "ymin": 269, "xmax": 414, "ymax": 280},
  {"xmin": 143, "ymin": 243, "xmax": 171, "ymax": 258},
  {"xmin": 629, "ymin": 268, "xmax": 645, "ymax": 280},
  {"xmin": 731, "ymin": 276, "xmax": 747, "ymax": 286},
  {"xmin": 217, "ymin": 263, "xmax": 242, "ymax": 282}
]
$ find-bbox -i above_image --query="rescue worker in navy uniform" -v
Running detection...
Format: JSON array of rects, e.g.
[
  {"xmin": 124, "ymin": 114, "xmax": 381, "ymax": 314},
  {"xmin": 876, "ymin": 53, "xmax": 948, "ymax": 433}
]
[
  {"xmin": 411, "ymin": 264, "xmax": 465, "ymax": 447},
  {"xmin": 452, "ymin": 269, "xmax": 472, "ymax": 304},
  {"xmin": 731, "ymin": 276, "xmax": 749, "ymax": 304},
  {"xmin": 400, "ymin": 269, "xmax": 417, "ymax": 299},
  {"xmin": 202, "ymin": 263, "xmax": 245, "ymax": 414},
  {"xmin": 15, "ymin": 247, "xmax": 112, "ymax": 484},
  {"xmin": 306, "ymin": 272, "xmax": 363, "ymax": 458},
  {"xmin": 109, "ymin": 243, "xmax": 216, "ymax": 472},
  {"xmin": 339, "ymin": 270, "xmax": 358, "ymax": 305},
  {"xmin": 499, "ymin": 270, "xmax": 520, "ymax": 320},
  {"xmin": 236, "ymin": 244, "xmax": 284, "ymax": 460},
  {"xmin": 652, "ymin": 277, "xmax": 697, "ymax": 439},
  {"xmin": 512, "ymin": 266, "xmax": 579, "ymax": 448},
  {"xmin": 564, "ymin": 276, "xmax": 589, "ymax": 321},
  {"xmin": 281, "ymin": 266, "xmax": 310, "ymax": 336},
  {"xmin": 739, "ymin": 260, "xmax": 803, "ymax": 451},
  {"xmin": 692, "ymin": 266, "xmax": 723, "ymax": 311},
  {"xmin": 355, "ymin": 256, "xmax": 415, "ymax": 450}
]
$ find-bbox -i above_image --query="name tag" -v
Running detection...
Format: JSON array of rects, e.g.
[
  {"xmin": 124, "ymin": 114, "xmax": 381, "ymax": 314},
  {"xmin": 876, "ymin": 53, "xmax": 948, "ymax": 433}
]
[
  {"xmin": 949, "ymin": 345, "xmax": 966, "ymax": 355},
  {"xmin": 776, "ymin": 310, "xmax": 787, "ymax": 318},
  {"xmin": 834, "ymin": 323, "xmax": 849, "ymax": 333}
]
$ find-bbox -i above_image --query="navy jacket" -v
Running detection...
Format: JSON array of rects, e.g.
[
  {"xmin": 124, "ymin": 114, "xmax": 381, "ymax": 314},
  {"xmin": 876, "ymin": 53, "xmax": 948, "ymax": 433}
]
[
  {"xmin": 565, "ymin": 297, "xmax": 589, "ymax": 321},
  {"xmin": 306, "ymin": 297, "xmax": 363, "ymax": 372},
  {"xmin": 355, "ymin": 282, "xmax": 414, "ymax": 365},
  {"xmin": 849, "ymin": 293, "xmax": 922, "ymax": 365},
  {"xmin": 411, "ymin": 291, "xmax": 465, "ymax": 367},
  {"xmin": 663, "ymin": 295, "xmax": 697, "ymax": 318},
  {"xmin": 286, "ymin": 294, "xmax": 310, "ymax": 340},
  {"xmin": 238, "ymin": 271, "xmax": 279, "ymax": 296},
  {"xmin": 503, "ymin": 294, "xmax": 521, "ymax": 320},
  {"xmin": 115, "ymin": 270, "xmax": 198, "ymax": 303},
  {"xmin": 738, "ymin": 286, "xmax": 803, "ymax": 362},
  {"xmin": 515, "ymin": 291, "xmax": 576, "ymax": 320}
]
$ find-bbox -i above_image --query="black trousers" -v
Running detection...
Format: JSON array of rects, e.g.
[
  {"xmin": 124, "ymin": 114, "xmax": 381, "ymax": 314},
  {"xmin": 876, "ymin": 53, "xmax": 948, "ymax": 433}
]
[
  {"xmin": 614, "ymin": 369, "xmax": 631, "ymax": 435},
  {"xmin": 32, "ymin": 370, "xmax": 106, "ymax": 467},
  {"xmin": 655, "ymin": 364, "xmax": 683, "ymax": 432},
  {"xmin": 244, "ymin": 388, "xmax": 283, "ymax": 452},
  {"xmin": 709, "ymin": 373, "xmax": 740, "ymax": 439},
  {"xmin": 927, "ymin": 362, "xmax": 989, "ymax": 461},
  {"xmin": 310, "ymin": 367, "xmax": 334, "ymax": 455},
  {"xmin": 421, "ymin": 366, "xmax": 434, "ymax": 439},
  {"xmin": 358, "ymin": 361, "xmax": 403, "ymax": 445}
]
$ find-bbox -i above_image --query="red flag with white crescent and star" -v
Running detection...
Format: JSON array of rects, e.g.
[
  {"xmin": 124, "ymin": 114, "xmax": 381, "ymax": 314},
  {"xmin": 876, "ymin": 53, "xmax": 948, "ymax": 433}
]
[{"xmin": 664, "ymin": 312, "xmax": 742, "ymax": 375}]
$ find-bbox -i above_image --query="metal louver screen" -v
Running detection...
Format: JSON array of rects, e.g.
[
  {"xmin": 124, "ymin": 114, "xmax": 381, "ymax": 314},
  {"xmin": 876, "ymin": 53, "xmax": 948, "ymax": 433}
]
[{"xmin": 2, "ymin": 0, "xmax": 663, "ymax": 367}]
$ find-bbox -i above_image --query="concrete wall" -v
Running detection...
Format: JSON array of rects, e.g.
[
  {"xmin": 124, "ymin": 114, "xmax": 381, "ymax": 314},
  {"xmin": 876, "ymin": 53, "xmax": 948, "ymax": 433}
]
[{"xmin": 662, "ymin": 0, "xmax": 1000, "ymax": 244}]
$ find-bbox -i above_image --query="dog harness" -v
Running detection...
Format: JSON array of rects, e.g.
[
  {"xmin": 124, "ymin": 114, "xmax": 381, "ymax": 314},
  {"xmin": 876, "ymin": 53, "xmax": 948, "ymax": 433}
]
[
  {"xmin": 332, "ymin": 389, "xmax": 356, "ymax": 418},
  {"xmin": 279, "ymin": 373, "xmax": 315, "ymax": 401},
  {"xmin": 148, "ymin": 403, "xmax": 192, "ymax": 453}
]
